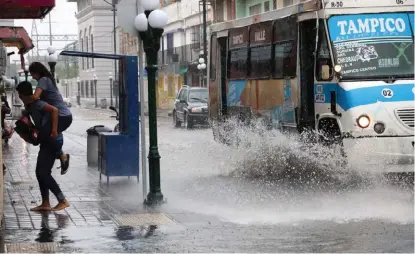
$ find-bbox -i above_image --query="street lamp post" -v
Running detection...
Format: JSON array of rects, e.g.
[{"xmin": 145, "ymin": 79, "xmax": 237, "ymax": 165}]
[
  {"xmin": 93, "ymin": 73, "xmax": 98, "ymax": 108},
  {"xmin": 134, "ymin": 2, "xmax": 168, "ymax": 205},
  {"xmin": 114, "ymin": 79, "xmax": 119, "ymax": 108},
  {"xmin": 47, "ymin": 46, "xmax": 58, "ymax": 80},
  {"xmin": 76, "ymin": 76, "xmax": 81, "ymax": 106},
  {"xmin": 109, "ymin": 72, "xmax": 113, "ymax": 107},
  {"xmin": 24, "ymin": 64, "xmax": 29, "ymax": 81},
  {"xmin": 102, "ymin": 0, "xmax": 118, "ymax": 103},
  {"xmin": 64, "ymin": 80, "xmax": 68, "ymax": 98},
  {"xmin": 197, "ymin": 58, "xmax": 207, "ymax": 87}
]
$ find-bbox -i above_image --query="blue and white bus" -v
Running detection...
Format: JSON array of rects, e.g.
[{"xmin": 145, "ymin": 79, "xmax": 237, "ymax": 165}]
[{"xmin": 208, "ymin": 0, "xmax": 414, "ymax": 171}]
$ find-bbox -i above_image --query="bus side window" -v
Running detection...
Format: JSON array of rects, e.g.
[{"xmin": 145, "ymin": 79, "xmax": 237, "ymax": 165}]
[
  {"xmin": 229, "ymin": 48, "xmax": 249, "ymax": 80},
  {"xmin": 315, "ymin": 21, "xmax": 333, "ymax": 81},
  {"xmin": 273, "ymin": 17, "xmax": 297, "ymax": 78},
  {"xmin": 250, "ymin": 45, "xmax": 272, "ymax": 78}
]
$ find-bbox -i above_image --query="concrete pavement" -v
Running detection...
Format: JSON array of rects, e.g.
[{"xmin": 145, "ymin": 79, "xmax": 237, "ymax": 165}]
[{"xmin": 1, "ymin": 107, "xmax": 414, "ymax": 252}]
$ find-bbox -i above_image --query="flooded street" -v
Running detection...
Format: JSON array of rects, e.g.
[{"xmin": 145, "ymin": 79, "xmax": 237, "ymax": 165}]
[{"xmin": 3, "ymin": 108, "xmax": 414, "ymax": 252}]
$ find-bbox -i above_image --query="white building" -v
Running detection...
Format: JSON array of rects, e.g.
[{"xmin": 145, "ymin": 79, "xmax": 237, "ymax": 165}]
[
  {"xmin": 70, "ymin": 0, "xmax": 217, "ymax": 109},
  {"xmin": 158, "ymin": 0, "xmax": 213, "ymax": 88},
  {"xmin": 67, "ymin": 0, "xmax": 118, "ymax": 107}
]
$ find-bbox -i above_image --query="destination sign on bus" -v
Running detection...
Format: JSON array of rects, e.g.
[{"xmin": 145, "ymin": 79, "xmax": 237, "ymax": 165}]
[
  {"xmin": 328, "ymin": 13, "xmax": 412, "ymax": 42},
  {"xmin": 328, "ymin": 13, "xmax": 414, "ymax": 79},
  {"xmin": 324, "ymin": 0, "xmax": 413, "ymax": 9},
  {"xmin": 249, "ymin": 21, "xmax": 272, "ymax": 46},
  {"xmin": 229, "ymin": 27, "xmax": 249, "ymax": 49}
]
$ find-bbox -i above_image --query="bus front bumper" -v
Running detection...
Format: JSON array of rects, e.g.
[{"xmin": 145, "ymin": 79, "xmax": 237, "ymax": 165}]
[{"xmin": 343, "ymin": 136, "xmax": 414, "ymax": 173}]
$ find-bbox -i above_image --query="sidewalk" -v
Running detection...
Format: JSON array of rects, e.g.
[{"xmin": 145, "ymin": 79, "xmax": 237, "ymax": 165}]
[{"xmin": 1, "ymin": 122, "xmax": 242, "ymax": 252}]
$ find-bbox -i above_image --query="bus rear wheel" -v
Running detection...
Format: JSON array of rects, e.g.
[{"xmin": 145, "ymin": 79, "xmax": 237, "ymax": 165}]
[{"xmin": 318, "ymin": 118, "xmax": 347, "ymax": 167}]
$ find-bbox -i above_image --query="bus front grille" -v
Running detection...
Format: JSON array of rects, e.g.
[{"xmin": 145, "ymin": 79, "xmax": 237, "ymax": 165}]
[{"xmin": 395, "ymin": 108, "xmax": 414, "ymax": 129}]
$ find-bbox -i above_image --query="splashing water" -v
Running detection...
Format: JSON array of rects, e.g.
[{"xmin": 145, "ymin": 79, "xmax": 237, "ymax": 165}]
[
  {"xmin": 167, "ymin": 117, "xmax": 413, "ymax": 225},
  {"xmin": 213, "ymin": 117, "xmax": 378, "ymax": 191}
]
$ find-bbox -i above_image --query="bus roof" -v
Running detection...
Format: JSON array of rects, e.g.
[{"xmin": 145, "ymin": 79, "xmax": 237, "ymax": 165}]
[
  {"xmin": 210, "ymin": 0, "xmax": 414, "ymax": 34},
  {"xmin": 0, "ymin": 0, "xmax": 55, "ymax": 19},
  {"xmin": 323, "ymin": 0, "xmax": 413, "ymax": 9},
  {"xmin": 210, "ymin": 0, "xmax": 319, "ymax": 33}
]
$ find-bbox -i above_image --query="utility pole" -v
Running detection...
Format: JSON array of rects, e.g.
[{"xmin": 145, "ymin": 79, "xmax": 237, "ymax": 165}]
[
  {"xmin": 136, "ymin": 0, "xmax": 149, "ymax": 205},
  {"xmin": 202, "ymin": 0, "xmax": 207, "ymax": 87},
  {"xmin": 48, "ymin": 13, "xmax": 53, "ymax": 45},
  {"xmin": 112, "ymin": 0, "xmax": 118, "ymax": 107}
]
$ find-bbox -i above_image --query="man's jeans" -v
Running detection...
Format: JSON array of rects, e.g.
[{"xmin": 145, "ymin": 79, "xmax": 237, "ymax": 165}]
[{"xmin": 36, "ymin": 136, "xmax": 65, "ymax": 202}]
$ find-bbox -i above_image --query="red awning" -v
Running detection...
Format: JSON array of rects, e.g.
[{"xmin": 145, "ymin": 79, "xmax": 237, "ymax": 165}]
[
  {"xmin": 0, "ymin": 26, "xmax": 34, "ymax": 54},
  {"xmin": 0, "ymin": 0, "xmax": 55, "ymax": 19}
]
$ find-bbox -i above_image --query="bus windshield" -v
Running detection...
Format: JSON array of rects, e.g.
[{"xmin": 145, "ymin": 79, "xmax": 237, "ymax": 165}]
[{"xmin": 327, "ymin": 13, "xmax": 414, "ymax": 80}]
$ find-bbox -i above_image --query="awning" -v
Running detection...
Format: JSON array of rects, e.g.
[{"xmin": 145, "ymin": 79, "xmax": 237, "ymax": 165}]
[
  {"xmin": 0, "ymin": 26, "xmax": 34, "ymax": 54},
  {"xmin": 179, "ymin": 67, "xmax": 188, "ymax": 75},
  {"xmin": 0, "ymin": 0, "xmax": 55, "ymax": 19}
]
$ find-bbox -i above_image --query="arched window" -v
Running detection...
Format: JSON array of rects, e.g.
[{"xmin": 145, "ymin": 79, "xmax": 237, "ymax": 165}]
[
  {"xmin": 85, "ymin": 28, "xmax": 89, "ymax": 69},
  {"xmin": 89, "ymin": 26, "xmax": 94, "ymax": 68},
  {"xmin": 80, "ymin": 30, "xmax": 84, "ymax": 70}
]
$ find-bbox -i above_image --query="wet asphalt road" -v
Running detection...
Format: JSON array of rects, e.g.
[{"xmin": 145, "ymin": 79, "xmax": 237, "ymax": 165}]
[{"xmin": 3, "ymin": 107, "xmax": 414, "ymax": 252}]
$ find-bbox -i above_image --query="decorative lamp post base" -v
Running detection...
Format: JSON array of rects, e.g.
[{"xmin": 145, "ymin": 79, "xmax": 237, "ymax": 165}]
[{"xmin": 144, "ymin": 193, "xmax": 166, "ymax": 205}]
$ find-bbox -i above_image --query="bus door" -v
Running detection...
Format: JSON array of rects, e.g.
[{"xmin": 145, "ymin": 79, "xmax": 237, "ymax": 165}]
[
  {"xmin": 314, "ymin": 18, "xmax": 336, "ymax": 119},
  {"xmin": 298, "ymin": 18, "xmax": 318, "ymax": 131},
  {"xmin": 218, "ymin": 36, "xmax": 228, "ymax": 117}
]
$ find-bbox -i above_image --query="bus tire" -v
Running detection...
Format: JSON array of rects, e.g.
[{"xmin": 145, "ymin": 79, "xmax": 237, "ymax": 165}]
[
  {"xmin": 318, "ymin": 118, "xmax": 347, "ymax": 166},
  {"xmin": 318, "ymin": 118, "xmax": 341, "ymax": 145}
]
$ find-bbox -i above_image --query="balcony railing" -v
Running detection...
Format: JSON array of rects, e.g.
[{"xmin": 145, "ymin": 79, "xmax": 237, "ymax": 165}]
[{"xmin": 158, "ymin": 44, "xmax": 207, "ymax": 66}]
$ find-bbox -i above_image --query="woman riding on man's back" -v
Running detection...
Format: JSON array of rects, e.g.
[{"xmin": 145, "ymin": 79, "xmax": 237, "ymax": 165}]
[{"xmin": 27, "ymin": 62, "xmax": 72, "ymax": 174}]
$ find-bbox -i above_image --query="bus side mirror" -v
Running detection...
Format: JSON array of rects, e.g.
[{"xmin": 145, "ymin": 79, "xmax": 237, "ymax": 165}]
[{"xmin": 321, "ymin": 65, "xmax": 331, "ymax": 80}]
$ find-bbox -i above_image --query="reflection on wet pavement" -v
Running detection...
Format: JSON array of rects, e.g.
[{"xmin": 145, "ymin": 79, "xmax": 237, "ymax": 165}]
[{"xmin": 2, "ymin": 108, "xmax": 413, "ymax": 252}]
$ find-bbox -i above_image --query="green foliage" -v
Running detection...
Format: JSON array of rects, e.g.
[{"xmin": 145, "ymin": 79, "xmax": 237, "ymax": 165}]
[{"xmin": 55, "ymin": 61, "xmax": 79, "ymax": 79}]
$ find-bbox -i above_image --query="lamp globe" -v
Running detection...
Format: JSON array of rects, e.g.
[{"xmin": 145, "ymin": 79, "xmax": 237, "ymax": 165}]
[
  {"xmin": 141, "ymin": 0, "xmax": 161, "ymax": 11},
  {"xmin": 47, "ymin": 46, "xmax": 56, "ymax": 55},
  {"xmin": 134, "ymin": 13, "xmax": 148, "ymax": 32},
  {"xmin": 148, "ymin": 10, "xmax": 168, "ymax": 28}
]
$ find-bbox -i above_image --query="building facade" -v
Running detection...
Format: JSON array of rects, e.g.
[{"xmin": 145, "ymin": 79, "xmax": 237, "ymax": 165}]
[
  {"xmin": 67, "ymin": 0, "xmax": 118, "ymax": 107},
  {"xmin": 69, "ymin": 0, "xmax": 307, "ymax": 109},
  {"xmin": 234, "ymin": 0, "xmax": 307, "ymax": 18},
  {"xmin": 118, "ymin": 0, "xmax": 215, "ymax": 109}
]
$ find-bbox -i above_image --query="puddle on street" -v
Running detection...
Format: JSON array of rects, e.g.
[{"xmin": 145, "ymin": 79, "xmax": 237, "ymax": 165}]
[
  {"xmin": 161, "ymin": 119, "xmax": 414, "ymax": 226},
  {"xmin": 5, "ymin": 217, "xmax": 177, "ymax": 253}
]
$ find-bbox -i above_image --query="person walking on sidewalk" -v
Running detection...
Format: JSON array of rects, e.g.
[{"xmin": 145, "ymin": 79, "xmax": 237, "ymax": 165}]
[
  {"xmin": 16, "ymin": 81, "xmax": 70, "ymax": 211},
  {"xmin": 27, "ymin": 62, "xmax": 72, "ymax": 174}
]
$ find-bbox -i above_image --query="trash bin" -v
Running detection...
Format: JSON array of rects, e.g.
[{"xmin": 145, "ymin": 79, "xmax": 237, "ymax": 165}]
[
  {"xmin": 86, "ymin": 125, "xmax": 113, "ymax": 166},
  {"xmin": 100, "ymin": 98, "xmax": 107, "ymax": 109}
]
